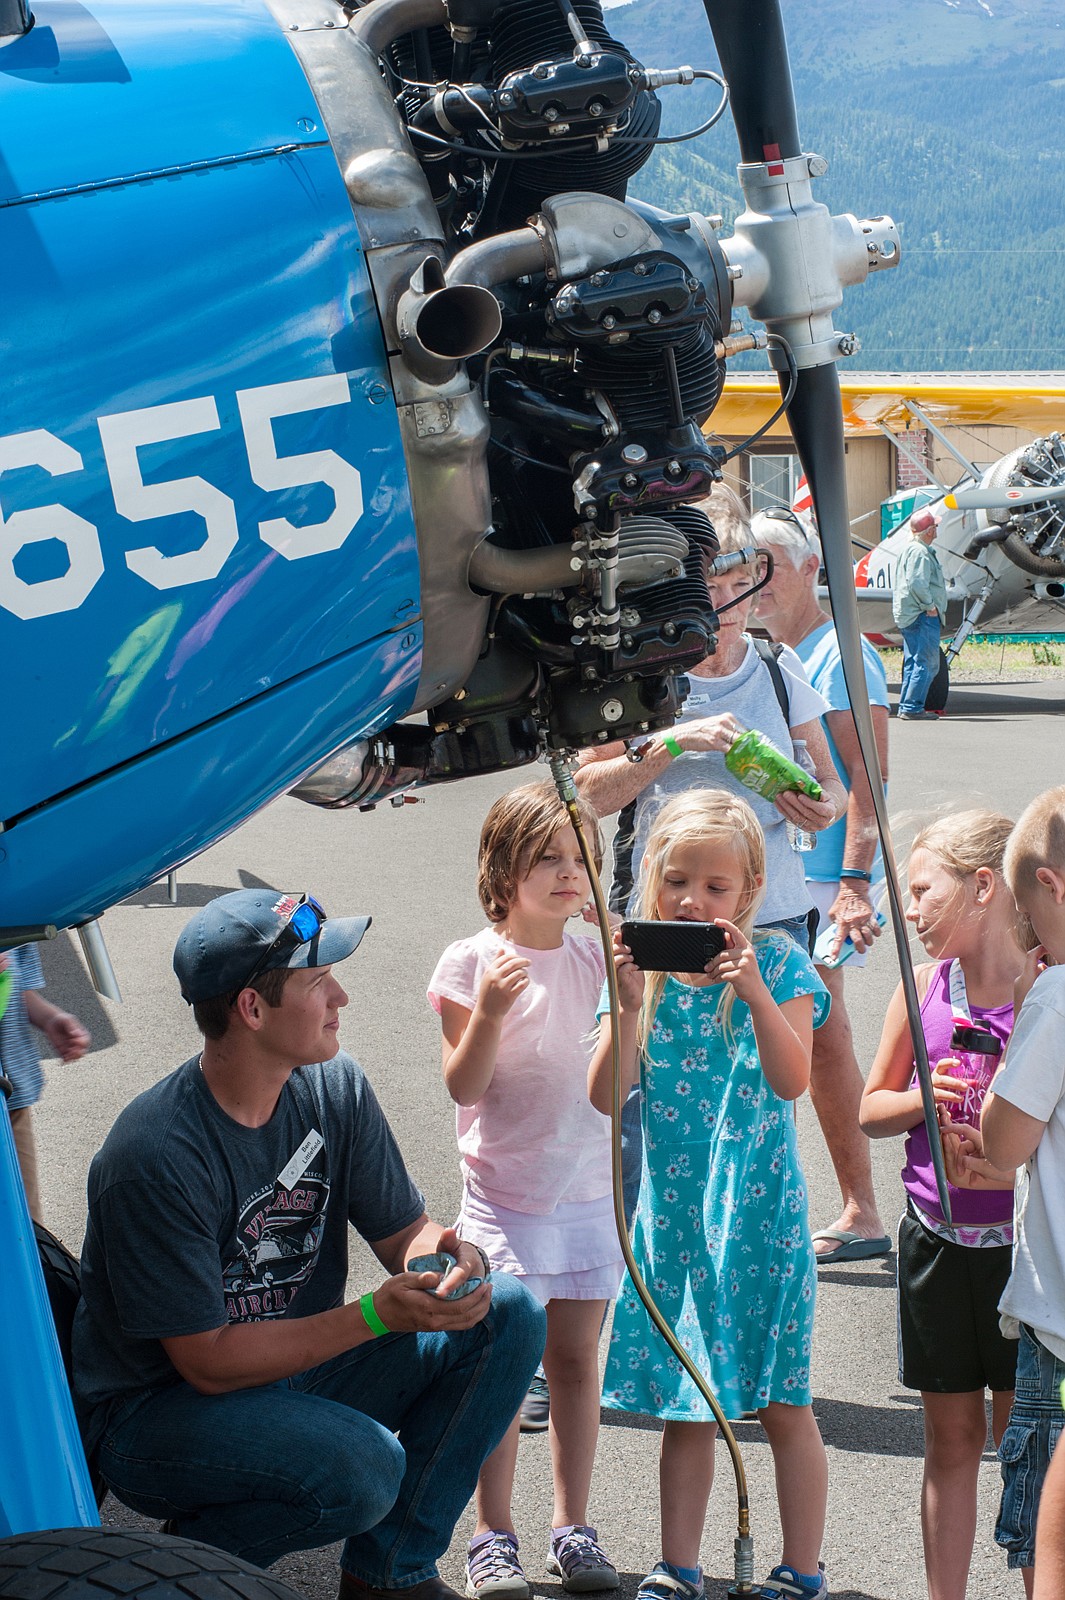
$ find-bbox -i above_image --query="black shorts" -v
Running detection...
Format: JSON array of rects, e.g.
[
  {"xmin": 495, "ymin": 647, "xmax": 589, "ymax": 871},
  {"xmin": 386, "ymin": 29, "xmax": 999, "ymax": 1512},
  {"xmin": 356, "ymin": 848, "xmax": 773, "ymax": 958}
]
[{"xmin": 897, "ymin": 1206, "xmax": 1018, "ymax": 1394}]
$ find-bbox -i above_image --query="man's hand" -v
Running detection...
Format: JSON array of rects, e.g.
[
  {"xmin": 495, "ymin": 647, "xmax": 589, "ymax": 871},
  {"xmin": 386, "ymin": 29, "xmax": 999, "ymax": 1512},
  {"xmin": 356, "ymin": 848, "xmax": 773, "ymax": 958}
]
[
  {"xmin": 373, "ymin": 1229, "xmax": 492, "ymax": 1334},
  {"xmin": 25, "ymin": 990, "xmax": 91, "ymax": 1061},
  {"xmin": 42, "ymin": 1010, "xmax": 91, "ymax": 1062},
  {"xmin": 417, "ymin": 1228, "xmax": 489, "ymax": 1300},
  {"xmin": 826, "ymin": 881, "xmax": 882, "ymax": 958}
]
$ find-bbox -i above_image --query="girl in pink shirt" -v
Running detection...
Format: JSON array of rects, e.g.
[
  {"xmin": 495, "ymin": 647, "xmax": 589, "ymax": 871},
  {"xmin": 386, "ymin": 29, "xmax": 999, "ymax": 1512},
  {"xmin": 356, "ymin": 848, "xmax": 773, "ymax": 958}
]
[
  {"xmin": 428, "ymin": 782, "xmax": 623, "ymax": 1600},
  {"xmin": 860, "ymin": 810, "xmax": 1025, "ymax": 1600}
]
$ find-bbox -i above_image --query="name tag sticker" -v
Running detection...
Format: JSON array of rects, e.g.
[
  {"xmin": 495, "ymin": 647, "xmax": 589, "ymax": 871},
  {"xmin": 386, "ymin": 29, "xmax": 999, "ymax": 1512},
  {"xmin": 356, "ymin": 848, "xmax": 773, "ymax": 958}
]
[{"xmin": 278, "ymin": 1129, "xmax": 324, "ymax": 1190}]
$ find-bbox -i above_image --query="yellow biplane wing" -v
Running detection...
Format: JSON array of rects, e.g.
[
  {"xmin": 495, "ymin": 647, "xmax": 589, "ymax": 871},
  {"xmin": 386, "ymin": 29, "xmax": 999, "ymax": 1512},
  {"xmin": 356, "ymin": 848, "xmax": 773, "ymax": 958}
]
[{"xmin": 706, "ymin": 374, "xmax": 1065, "ymax": 441}]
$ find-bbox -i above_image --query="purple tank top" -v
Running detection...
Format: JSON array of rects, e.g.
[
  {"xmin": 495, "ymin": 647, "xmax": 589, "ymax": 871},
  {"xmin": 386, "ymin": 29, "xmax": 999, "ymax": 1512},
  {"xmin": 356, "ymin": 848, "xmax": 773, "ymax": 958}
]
[{"xmin": 900, "ymin": 960, "xmax": 1014, "ymax": 1225}]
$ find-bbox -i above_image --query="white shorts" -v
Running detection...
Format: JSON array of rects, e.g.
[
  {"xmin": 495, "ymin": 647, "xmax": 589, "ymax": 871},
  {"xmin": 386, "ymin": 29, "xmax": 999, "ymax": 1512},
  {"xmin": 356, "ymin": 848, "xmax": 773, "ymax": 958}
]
[
  {"xmin": 807, "ymin": 878, "xmax": 877, "ymax": 970},
  {"xmin": 457, "ymin": 1188, "xmax": 624, "ymax": 1307}
]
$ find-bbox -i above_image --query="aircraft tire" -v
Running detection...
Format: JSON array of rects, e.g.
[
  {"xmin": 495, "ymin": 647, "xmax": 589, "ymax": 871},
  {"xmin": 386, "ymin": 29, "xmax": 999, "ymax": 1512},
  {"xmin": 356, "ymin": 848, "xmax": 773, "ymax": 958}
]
[
  {"xmin": 925, "ymin": 648, "xmax": 950, "ymax": 713},
  {"xmin": 1001, "ymin": 531, "xmax": 1065, "ymax": 579},
  {"xmin": 0, "ymin": 1527, "xmax": 306, "ymax": 1598}
]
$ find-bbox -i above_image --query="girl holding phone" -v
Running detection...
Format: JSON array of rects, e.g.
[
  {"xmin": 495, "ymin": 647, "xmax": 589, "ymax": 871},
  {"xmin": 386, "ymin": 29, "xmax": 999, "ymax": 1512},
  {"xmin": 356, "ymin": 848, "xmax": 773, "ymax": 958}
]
[{"xmin": 589, "ymin": 788, "xmax": 831, "ymax": 1600}]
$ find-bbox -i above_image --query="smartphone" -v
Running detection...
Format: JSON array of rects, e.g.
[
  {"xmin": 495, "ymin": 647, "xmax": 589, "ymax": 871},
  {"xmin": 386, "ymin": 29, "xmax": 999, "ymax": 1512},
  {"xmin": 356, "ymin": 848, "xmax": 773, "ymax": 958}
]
[
  {"xmin": 621, "ymin": 919, "xmax": 728, "ymax": 972},
  {"xmin": 812, "ymin": 910, "xmax": 886, "ymax": 969}
]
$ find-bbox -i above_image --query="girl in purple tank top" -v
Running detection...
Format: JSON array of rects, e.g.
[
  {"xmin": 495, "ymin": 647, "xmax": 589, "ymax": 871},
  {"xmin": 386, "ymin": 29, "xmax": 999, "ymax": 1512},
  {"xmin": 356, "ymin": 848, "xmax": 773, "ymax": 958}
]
[{"xmin": 860, "ymin": 810, "xmax": 1026, "ymax": 1600}]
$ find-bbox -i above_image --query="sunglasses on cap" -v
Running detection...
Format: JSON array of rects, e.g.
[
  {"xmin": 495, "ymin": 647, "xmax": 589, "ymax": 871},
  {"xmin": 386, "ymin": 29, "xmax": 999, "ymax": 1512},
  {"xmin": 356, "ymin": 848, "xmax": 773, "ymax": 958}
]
[{"xmin": 230, "ymin": 894, "xmax": 327, "ymax": 1005}]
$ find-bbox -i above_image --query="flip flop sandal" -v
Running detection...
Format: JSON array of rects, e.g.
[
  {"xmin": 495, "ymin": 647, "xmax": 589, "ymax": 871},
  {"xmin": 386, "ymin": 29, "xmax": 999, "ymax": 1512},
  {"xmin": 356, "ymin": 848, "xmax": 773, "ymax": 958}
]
[{"xmin": 812, "ymin": 1229, "xmax": 892, "ymax": 1264}]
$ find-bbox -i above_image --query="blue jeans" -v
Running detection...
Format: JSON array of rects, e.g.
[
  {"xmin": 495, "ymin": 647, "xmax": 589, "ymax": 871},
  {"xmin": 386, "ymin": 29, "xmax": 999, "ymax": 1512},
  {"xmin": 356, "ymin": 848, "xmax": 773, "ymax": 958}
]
[
  {"xmin": 996, "ymin": 1324, "xmax": 1065, "ymax": 1569},
  {"xmin": 97, "ymin": 1274, "xmax": 545, "ymax": 1580},
  {"xmin": 898, "ymin": 611, "xmax": 941, "ymax": 715}
]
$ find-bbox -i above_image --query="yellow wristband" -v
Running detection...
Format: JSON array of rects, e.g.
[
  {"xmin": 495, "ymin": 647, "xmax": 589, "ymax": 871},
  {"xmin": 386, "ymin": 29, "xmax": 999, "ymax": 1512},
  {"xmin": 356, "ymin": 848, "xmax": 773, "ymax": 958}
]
[
  {"xmin": 359, "ymin": 1291, "xmax": 391, "ymax": 1337},
  {"xmin": 661, "ymin": 733, "xmax": 683, "ymax": 760}
]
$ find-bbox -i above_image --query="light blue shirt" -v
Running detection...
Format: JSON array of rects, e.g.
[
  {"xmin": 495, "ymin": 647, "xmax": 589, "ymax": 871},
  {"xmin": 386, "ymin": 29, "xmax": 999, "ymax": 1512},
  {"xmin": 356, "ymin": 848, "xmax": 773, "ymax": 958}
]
[
  {"xmin": 792, "ymin": 620, "xmax": 888, "ymax": 885},
  {"xmin": 0, "ymin": 945, "xmax": 46, "ymax": 1111}
]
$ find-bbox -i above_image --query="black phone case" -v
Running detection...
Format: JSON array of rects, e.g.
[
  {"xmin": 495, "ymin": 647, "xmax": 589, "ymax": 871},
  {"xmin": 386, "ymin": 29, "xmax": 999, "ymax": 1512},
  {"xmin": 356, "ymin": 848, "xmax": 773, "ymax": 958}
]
[{"xmin": 621, "ymin": 919, "xmax": 727, "ymax": 972}]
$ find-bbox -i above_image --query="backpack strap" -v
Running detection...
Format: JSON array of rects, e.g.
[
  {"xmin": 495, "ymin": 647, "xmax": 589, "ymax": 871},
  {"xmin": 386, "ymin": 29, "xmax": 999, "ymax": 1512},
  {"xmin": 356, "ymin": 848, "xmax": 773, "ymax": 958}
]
[
  {"xmin": 610, "ymin": 798, "xmax": 638, "ymax": 915},
  {"xmin": 751, "ymin": 635, "xmax": 791, "ymax": 724}
]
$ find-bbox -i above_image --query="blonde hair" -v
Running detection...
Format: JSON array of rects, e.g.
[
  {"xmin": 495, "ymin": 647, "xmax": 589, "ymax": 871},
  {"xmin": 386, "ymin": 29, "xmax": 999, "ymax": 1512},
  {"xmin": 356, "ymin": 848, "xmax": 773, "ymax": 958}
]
[
  {"xmin": 634, "ymin": 788, "xmax": 766, "ymax": 1052},
  {"xmin": 477, "ymin": 781, "xmax": 603, "ymax": 923},
  {"xmin": 912, "ymin": 809, "xmax": 1015, "ymax": 883},
  {"xmin": 1004, "ymin": 785, "xmax": 1065, "ymax": 900},
  {"xmin": 910, "ymin": 808, "xmax": 1020, "ymax": 944}
]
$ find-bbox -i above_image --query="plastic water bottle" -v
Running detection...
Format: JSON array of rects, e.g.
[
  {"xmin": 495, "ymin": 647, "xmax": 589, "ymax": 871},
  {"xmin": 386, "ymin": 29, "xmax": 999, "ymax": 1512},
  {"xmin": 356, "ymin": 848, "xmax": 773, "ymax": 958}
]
[
  {"xmin": 947, "ymin": 1023, "xmax": 1002, "ymax": 1128},
  {"xmin": 788, "ymin": 738, "xmax": 818, "ymax": 851}
]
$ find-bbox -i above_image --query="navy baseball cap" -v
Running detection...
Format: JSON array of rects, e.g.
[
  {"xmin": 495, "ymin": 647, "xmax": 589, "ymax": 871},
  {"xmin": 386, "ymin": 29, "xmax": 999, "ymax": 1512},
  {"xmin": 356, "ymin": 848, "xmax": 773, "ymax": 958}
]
[{"xmin": 174, "ymin": 888, "xmax": 371, "ymax": 1004}]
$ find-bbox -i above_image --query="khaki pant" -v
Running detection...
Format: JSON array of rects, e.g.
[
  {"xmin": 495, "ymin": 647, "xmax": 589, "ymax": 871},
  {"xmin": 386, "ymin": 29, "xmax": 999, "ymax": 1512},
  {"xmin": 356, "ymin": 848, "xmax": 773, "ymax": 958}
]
[{"xmin": 9, "ymin": 1105, "xmax": 42, "ymax": 1223}]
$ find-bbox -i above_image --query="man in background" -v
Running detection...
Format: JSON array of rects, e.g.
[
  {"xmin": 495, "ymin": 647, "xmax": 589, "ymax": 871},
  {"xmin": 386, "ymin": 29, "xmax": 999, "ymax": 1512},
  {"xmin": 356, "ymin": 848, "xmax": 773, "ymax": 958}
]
[{"xmin": 892, "ymin": 508, "xmax": 947, "ymax": 721}]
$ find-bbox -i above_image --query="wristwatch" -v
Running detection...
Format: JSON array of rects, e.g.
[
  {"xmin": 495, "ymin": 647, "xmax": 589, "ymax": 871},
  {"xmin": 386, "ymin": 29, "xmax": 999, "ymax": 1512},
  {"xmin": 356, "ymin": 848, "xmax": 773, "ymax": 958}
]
[{"xmin": 839, "ymin": 868, "xmax": 872, "ymax": 883}]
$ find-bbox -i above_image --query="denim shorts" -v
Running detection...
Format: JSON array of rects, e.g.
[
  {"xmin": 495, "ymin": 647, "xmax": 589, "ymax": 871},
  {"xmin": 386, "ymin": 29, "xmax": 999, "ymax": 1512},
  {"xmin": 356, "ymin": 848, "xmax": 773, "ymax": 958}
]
[
  {"xmin": 996, "ymin": 1324, "xmax": 1065, "ymax": 1569},
  {"xmin": 761, "ymin": 909, "xmax": 818, "ymax": 957}
]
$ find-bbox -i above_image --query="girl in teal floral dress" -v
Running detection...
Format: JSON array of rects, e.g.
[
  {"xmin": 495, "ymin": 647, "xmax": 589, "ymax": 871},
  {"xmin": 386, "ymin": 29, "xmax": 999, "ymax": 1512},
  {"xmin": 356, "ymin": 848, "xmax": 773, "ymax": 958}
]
[{"xmin": 588, "ymin": 789, "xmax": 831, "ymax": 1600}]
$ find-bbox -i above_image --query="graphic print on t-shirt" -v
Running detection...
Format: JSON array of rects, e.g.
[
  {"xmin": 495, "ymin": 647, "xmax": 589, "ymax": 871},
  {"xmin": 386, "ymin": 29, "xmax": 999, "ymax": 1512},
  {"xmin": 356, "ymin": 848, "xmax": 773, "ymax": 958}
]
[{"xmin": 222, "ymin": 1156, "xmax": 329, "ymax": 1321}]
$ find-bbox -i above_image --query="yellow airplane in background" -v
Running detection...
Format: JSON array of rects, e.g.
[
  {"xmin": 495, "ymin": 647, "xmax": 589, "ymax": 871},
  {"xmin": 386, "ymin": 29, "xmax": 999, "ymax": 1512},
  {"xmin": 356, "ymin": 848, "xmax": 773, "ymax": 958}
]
[{"xmin": 710, "ymin": 375, "xmax": 1065, "ymax": 657}]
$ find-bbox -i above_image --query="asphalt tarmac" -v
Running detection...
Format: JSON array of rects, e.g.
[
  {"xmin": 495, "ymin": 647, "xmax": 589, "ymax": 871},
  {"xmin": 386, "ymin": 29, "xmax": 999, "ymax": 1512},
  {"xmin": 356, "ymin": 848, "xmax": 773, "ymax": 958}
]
[{"xmin": 31, "ymin": 675, "xmax": 1065, "ymax": 1600}]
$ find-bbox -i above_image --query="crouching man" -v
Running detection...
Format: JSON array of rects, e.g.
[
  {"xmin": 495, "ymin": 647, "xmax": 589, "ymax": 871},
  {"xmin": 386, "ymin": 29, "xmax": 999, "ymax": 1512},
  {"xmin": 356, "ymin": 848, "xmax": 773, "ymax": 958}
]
[{"xmin": 72, "ymin": 889, "xmax": 545, "ymax": 1599}]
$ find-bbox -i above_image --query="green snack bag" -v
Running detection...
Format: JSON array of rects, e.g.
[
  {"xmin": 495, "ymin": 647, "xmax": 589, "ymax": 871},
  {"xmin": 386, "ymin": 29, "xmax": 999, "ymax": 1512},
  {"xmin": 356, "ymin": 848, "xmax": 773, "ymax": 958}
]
[
  {"xmin": 724, "ymin": 729, "xmax": 823, "ymax": 804},
  {"xmin": 0, "ymin": 966, "xmax": 11, "ymax": 1024}
]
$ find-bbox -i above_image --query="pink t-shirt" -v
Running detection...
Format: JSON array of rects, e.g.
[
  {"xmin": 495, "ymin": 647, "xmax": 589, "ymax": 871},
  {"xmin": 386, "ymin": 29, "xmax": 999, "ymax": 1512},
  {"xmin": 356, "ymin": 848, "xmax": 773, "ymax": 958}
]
[{"xmin": 427, "ymin": 927, "xmax": 611, "ymax": 1214}]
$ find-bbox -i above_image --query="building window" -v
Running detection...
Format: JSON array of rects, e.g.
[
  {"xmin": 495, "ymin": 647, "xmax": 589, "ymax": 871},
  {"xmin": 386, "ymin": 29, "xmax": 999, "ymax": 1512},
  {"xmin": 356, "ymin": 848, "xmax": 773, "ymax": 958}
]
[{"xmin": 748, "ymin": 453, "xmax": 801, "ymax": 512}]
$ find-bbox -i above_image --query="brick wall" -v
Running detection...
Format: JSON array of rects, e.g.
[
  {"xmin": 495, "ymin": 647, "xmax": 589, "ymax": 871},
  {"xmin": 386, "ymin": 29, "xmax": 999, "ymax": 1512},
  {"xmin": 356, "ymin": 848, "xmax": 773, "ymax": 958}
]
[{"xmin": 893, "ymin": 429, "xmax": 933, "ymax": 489}]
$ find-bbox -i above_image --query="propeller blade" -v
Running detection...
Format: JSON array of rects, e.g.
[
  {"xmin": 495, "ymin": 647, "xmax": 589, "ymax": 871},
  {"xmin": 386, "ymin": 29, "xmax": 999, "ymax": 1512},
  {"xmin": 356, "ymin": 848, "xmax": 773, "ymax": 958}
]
[
  {"xmin": 946, "ymin": 483, "xmax": 1065, "ymax": 511},
  {"xmin": 786, "ymin": 367, "xmax": 954, "ymax": 1223},
  {"xmin": 701, "ymin": 0, "xmax": 951, "ymax": 1217},
  {"xmin": 698, "ymin": 0, "xmax": 800, "ymax": 161}
]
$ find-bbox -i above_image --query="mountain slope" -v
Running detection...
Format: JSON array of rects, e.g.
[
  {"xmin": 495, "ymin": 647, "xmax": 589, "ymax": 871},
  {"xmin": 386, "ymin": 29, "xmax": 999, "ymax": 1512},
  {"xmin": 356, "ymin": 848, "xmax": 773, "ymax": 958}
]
[{"xmin": 608, "ymin": 0, "xmax": 1065, "ymax": 370}]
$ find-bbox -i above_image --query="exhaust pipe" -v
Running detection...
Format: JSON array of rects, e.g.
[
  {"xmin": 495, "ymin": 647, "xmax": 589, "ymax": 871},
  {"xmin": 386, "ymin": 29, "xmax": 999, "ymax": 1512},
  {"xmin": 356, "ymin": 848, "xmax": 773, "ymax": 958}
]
[
  {"xmin": 291, "ymin": 717, "xmax": 540, "ymax": 810},
  {"xmin": 396, "ymin": 256, "xmax": 503, "ymax": 383}
]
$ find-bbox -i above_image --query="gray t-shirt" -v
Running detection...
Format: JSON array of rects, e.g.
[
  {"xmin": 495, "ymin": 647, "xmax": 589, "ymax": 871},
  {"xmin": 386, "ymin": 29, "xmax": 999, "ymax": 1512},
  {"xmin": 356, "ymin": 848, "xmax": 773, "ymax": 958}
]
[
  {"xmin": 630, "ymin": 638, "xmax": 828, "ymax": 925},
  {"xmin": 73, "ymin": 1052, "xmax": 425, "ymax": 1449}
]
